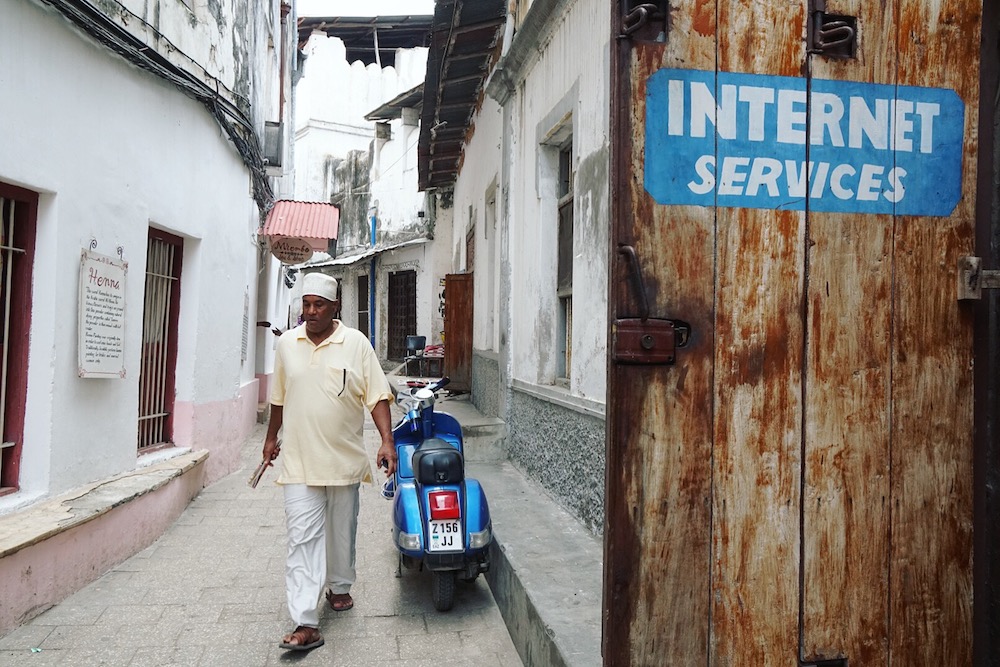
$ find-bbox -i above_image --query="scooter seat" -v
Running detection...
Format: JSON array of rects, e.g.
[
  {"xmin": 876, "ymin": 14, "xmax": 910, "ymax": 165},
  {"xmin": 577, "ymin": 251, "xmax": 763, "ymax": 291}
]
[{"xmin": 412, "ymin": 437, "xmax": 464, "ymax": 485}]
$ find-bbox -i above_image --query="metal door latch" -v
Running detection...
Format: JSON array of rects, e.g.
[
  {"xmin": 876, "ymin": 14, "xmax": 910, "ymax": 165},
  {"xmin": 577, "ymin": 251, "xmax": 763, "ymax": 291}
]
[
  {"xmin": 807, "ymin": 0, "xmax": 857, "ymax": 59},
  {"xmin": 613, "ymin": 245, "xmax": 690, "ymax": 365},
  {"xmin": 958, "ymin": 256, "xmax": 1000, "ymax": 300}
]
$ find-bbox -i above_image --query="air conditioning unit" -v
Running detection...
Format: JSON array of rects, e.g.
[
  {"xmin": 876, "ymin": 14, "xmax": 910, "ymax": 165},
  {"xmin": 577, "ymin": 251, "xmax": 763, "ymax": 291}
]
[{"xmin": 264, "ymin": 121, "xmax": 283, "ymax": 169}]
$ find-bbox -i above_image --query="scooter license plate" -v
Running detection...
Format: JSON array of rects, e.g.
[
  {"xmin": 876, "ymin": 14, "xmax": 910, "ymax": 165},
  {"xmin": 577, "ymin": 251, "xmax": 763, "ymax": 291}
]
[{"xmin": 428, "ymin": 520, "xmax": 463, "ymax": 551}]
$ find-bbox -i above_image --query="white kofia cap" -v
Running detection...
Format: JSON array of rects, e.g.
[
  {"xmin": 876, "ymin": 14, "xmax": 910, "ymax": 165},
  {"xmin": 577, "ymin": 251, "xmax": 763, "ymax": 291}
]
[{"xmin": 301, "ymin": 272, "xmax": 339, "ymax": 302}]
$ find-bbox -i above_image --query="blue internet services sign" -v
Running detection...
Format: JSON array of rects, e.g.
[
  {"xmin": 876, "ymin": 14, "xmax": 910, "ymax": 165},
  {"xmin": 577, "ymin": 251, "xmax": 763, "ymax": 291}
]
[{"xmin": 645, "ymin": 69, "xmax": 965, "ymax": 216}]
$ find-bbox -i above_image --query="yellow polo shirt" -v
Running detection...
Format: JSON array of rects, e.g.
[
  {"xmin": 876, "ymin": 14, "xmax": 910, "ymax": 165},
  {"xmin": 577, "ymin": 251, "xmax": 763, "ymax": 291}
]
[{"xmin": 270, "ymin": 321, "xmax": 393, "ymax": 486}]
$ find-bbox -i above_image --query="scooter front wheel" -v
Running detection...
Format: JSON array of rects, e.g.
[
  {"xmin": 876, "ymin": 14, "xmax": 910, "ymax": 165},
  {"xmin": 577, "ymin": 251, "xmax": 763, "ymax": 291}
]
[{"xmin": 432, "ymin": 570, "xmax": 456, "ymax": 611}]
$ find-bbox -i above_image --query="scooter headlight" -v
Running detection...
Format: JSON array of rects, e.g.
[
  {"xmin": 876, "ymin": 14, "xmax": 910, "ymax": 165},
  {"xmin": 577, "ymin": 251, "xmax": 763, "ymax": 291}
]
[
  {"xmin": 397, "ymin": 531, "xmax": 421, "ymax": 550},
  {"xmin": 469, "ymin": 526, "xmax": 492, "ymax": 549}
]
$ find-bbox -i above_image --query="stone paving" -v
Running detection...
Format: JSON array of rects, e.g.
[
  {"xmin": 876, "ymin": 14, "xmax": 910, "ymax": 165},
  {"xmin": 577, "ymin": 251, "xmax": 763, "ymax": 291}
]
[{"xmin": 0, "ymin": 420, "xmax": 522, "ymax": 667}]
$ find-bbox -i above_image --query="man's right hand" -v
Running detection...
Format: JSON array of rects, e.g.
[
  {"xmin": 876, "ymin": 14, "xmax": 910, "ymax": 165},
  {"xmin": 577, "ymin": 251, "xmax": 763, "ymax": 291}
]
[{"xmin": 262, "ymin": 438, "xmax": 280, "ymax": 464}]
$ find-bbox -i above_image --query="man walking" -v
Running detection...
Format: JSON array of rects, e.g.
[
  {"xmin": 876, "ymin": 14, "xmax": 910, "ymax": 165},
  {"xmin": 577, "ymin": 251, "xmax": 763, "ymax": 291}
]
[{"xmin": 262, "ymin": 272, "xmax": 397, "ymax": 651}]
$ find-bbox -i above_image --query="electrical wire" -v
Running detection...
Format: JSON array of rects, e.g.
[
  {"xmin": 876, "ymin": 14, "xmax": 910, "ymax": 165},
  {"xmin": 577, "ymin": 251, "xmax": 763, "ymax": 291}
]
[{"xmin": 40, "ymin": 0, "xmax": 275, "ymax": 217}]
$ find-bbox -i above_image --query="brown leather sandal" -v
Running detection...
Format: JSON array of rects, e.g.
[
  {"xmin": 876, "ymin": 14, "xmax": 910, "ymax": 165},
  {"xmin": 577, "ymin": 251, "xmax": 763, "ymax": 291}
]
[
  {"xmin": 326, "ymin": 590, "xmax": 354, "ymax": 611},
  {"xmin": 279, "ymin": 625, "xmax": 324, "ymax": 651}
]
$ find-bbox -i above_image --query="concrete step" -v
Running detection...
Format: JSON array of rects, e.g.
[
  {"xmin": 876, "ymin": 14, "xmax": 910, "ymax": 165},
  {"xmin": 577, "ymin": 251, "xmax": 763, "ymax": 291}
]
[
  {"xmin": 435, "ymin": 394, "xmax": 507, "ymax": 462},
  {"xmin": 469, "ymin": 460, "xmax": 603, "ymax": 667}
]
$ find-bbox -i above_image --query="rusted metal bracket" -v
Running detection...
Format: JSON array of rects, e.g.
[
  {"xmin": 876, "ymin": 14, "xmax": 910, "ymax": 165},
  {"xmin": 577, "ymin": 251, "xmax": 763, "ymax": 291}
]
[
  {"xmin": 618, "ymin": 1, "xmax": 667, "ymax": 41},
  {"xmin": 807, "ymin": 0, "xmax": 857, "ymax": 59},
  {"xmin": 958, "ymin": 256, "xmax": 1000, "ymax": 300},
  {"xmin": 613, "ymin": 245, "xmax": 690, "ymax": 365}
]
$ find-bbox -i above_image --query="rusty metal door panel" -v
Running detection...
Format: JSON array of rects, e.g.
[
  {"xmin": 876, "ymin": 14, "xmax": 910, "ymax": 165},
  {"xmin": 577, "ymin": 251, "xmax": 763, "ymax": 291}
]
[
  {"xmin": 607, "ymin": 0, "xmax": 979, "ymax": 665},
  {"xmin": 709, "ymin": 1, "xmax": 808, "ymax": 663},
  {"xmin": 887, "ymin": 1, "xmax": 980, "ymax": 663},
  {"xmin": 605, "ymin": 2, "xmax": 717, "ymax": 664},
  {"xmin": 800, "ymin": 0, "xmax": 896, "ymax": 663}
]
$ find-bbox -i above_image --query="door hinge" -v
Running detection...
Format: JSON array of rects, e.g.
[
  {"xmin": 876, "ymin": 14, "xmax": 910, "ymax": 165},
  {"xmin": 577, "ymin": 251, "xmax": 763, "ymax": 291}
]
[
  {"xmin": 613, "ymin": 245, "xmax": 690, "ymax": 365},
  {"xmin": 958, "ymin": 256, "xmax": 1000, "ymax": 300},
  {"xmin": 807, "ymin": 0, "xmax": 857, "ymax": 59}
]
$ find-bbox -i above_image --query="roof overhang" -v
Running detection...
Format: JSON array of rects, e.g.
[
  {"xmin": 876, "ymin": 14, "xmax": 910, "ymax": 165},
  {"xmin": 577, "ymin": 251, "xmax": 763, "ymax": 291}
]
[
  {"xmin": 365, "ymin": 83, "xmax": 424, "ymax": 121},
  {"xmin": 262, "ymin": 200, "xmax": 339, "ymax": 252},
  {"xmin": 417, "ymin": 0, "xmax": 507, "ymax": 191}
]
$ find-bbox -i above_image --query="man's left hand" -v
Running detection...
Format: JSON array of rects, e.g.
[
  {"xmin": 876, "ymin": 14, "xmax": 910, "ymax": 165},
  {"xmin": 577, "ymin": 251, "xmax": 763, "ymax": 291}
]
[{"xmin": 376, "ymin": 440, "xmax": 397, "ymax": 476}]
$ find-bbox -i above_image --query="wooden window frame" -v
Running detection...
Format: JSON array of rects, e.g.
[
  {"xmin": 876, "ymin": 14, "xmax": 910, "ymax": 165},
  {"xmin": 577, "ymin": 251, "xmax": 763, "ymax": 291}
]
[{"xmin": 0, "ymin": 183, "xmax": 38, "ymax": 495}]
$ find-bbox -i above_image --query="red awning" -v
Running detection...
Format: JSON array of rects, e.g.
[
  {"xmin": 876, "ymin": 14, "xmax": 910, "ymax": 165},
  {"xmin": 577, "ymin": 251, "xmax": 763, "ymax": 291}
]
[{"xmin": 262, "ymin": 200, "xmax": 339, "ymax": 251}]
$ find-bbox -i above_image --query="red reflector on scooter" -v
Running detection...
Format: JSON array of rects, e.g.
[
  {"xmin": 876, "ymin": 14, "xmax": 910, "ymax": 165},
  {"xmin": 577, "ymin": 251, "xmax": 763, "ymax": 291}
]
[{"xmin": 428, "ymin": 490, "xmax": 460, "ymax": 520}]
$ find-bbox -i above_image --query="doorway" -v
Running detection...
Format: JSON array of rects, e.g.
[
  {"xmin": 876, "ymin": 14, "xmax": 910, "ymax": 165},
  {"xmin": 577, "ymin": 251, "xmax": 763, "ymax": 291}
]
[{"xmin": 387, "ymin": 269, "xmax": 416, "ymax": 360}]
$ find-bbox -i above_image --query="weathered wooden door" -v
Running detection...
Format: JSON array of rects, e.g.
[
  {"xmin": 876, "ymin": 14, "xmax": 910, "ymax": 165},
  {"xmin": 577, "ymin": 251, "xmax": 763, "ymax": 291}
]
[
  {"xmin": 605, "ymin": 1, "xmax": 982, "ymax": 665},
  {"xmin": 444, "ymin": 273, "xmax": 473, "ymax": 392}
]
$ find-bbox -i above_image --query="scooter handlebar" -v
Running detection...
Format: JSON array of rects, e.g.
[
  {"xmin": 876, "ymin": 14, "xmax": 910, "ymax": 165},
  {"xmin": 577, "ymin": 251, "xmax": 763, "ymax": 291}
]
[{"xmin": 430, "ymin": 377, "xmax": 450, "ymax": 392}]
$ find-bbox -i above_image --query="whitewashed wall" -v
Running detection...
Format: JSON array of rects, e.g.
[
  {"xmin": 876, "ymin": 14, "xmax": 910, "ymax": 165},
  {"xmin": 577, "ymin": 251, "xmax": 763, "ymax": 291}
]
[
  {"xmin": 370, "ymin": 107, "xmax": 425, "ymax": 234},
  {"xmin": 451, "ymin": 98, "xmax": 504, "ymax": 354},
  {"xmin": 506, "ymin": 0, "xmax": 610, "ymax": 404},
  {"xmin": 0, "ymin": 0, "xmax": 280, "ymax": 508}
]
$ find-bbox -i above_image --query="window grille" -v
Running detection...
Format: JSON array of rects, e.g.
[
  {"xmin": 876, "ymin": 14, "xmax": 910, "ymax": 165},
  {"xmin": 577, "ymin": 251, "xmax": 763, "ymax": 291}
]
[
  {"xmin": 0, "ymin": 188, "xmax": 36, "ymax": 494},
  {"xmin": 241, "ymin": 290, "xmax": 249, "ymax": 363},
  {"xmin": 387, "ymin": 270, "xmax": 417, "ymax": 360},
  {"xmin": 0, "ymin": 199, "xmax": 20, "ymax": 470},
  {"xmin": 556, "ymin": 143, "xmax": 574, "ymax": 380},
  {"xmin": 357, "ymin": 275, "xmax": 370, "ymax": 338},
  {"xmin": 138, "ymin": 232, "xmax": 181, "ymax": 451}
]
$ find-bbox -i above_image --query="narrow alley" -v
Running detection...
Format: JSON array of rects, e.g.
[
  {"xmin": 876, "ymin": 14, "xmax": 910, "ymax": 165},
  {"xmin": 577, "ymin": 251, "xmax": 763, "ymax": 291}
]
[{"xmin": 0, "ymin": 419, "xmax": 522, "ymax": 666}]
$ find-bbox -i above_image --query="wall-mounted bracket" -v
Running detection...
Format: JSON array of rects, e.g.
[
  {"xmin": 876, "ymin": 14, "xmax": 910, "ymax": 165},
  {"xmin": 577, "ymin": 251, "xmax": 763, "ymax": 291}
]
[
  {"xmin": 958, "ymin": 256, "xmax": 1000, "ymax": 300},
  {"xmin": 807, "ymin": 0, "xmax": 857, "ymax": 59},
  {"xmin": 618, "ymin": 1, "xmax": 668, "ymax": 42}
]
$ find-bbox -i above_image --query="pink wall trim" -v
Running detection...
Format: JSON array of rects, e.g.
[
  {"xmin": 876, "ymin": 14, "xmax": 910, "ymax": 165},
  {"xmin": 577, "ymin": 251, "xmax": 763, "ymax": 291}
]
[
  {"xmin": 172, "ymin": 380, "xmax": 258, "ymax": 485},
  {"xmin": 0, "ymin": 459, "xmax": 206, "ymax": 635},
  {"xmin": 256, "ymin": 372, "xmax": 272, "ymax": 404}
]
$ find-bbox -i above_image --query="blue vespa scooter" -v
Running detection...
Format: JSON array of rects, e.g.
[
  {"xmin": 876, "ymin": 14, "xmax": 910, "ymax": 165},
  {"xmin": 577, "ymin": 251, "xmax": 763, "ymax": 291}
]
[{"xmin": 381, "ymin": 378, "xmax": 493, "ymax": 611}]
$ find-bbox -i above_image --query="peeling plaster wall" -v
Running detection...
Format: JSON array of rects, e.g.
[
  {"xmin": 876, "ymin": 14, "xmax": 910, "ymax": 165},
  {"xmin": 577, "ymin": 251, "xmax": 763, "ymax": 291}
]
[
  {"xmin": 112, "ymin": 0, "xmax": 270, "ymax": 112},
  {"xmin": 507, "ymin": 0, "xmax": 609, "ymax": 401},
  {"xmin": 331, "ymin": 150, "xmax": 373, "ymax": 256}
]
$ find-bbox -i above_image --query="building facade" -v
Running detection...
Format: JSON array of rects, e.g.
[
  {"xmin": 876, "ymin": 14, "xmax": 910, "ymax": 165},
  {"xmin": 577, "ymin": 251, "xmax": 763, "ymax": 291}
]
[
  {"xmin": 423, "ymin": 0, "xmax": 609, "ymax": 533},
  {"xmin": 0, "ymin": 0, "xmax": 294, "ymax": 633}
]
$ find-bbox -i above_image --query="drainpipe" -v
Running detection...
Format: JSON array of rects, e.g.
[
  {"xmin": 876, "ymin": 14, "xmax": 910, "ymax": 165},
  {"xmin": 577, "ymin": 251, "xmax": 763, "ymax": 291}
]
[{"xmin": 369, "ymin": 210, "xmax": 377, "ymax": 346}]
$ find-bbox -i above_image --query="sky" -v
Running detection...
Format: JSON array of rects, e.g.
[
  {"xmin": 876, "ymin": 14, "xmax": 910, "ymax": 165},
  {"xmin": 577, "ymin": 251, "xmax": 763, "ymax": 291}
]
[{"xmin": 297, "ymin": 0, "xmax": 435, "ymax": 16}]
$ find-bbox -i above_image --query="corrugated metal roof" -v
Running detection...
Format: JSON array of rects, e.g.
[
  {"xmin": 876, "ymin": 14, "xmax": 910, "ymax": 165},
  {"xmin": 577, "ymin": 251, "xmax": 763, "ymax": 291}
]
[
  {"xmin": 263, "ymin": 201, "xmax": 340, "ymax": 243},
  {"xmin": 302, "ymin": 238, "xmax": 430, "ymax": 268}
]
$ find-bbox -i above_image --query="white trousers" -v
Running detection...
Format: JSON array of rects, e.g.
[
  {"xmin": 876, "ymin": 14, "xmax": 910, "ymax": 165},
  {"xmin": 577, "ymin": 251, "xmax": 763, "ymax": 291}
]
[{"xmin": 283, "ymin": 483, "xmax": 360, "ymax": 627}]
